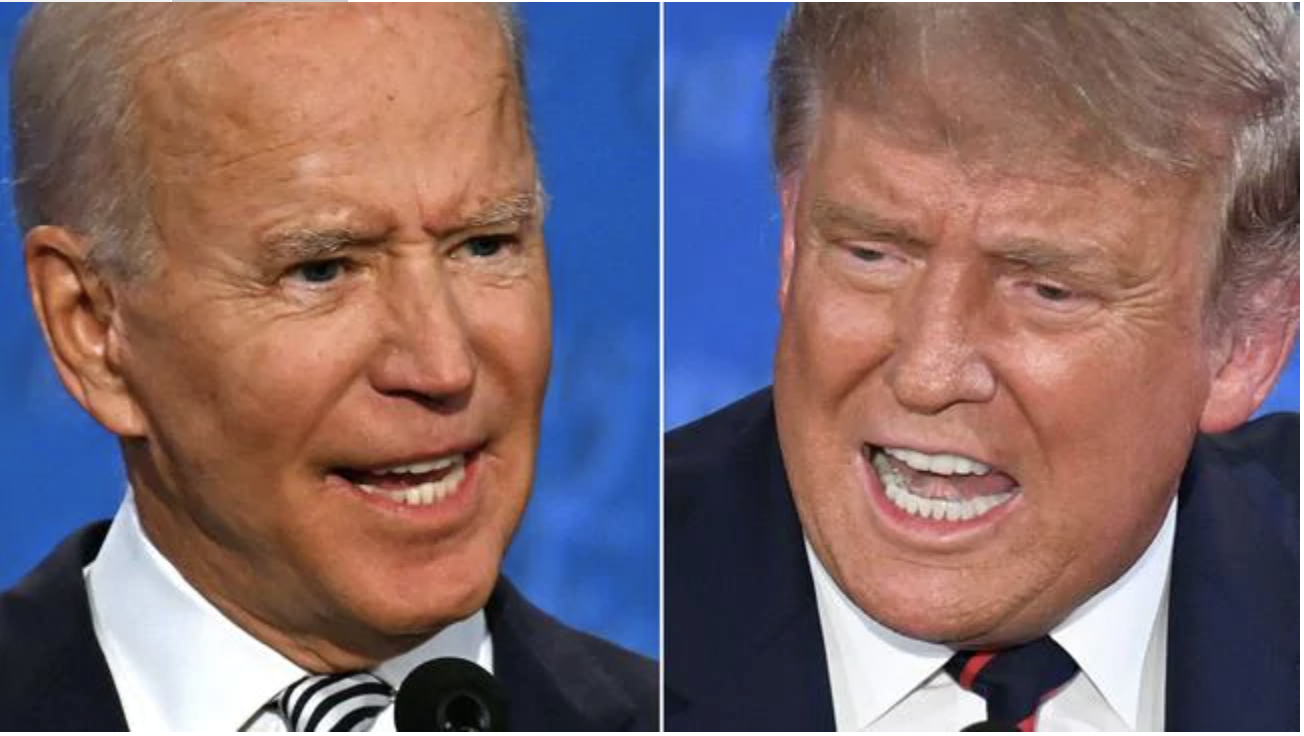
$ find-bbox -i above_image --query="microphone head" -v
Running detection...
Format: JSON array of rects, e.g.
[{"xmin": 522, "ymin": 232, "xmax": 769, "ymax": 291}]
[
  {"xmin": 961, "ymin": 720, "xmax": 1020, "ymax": 731},
  {"xmin": 395, "ymin": 658, "xmax": 510, "ymax": 732}
]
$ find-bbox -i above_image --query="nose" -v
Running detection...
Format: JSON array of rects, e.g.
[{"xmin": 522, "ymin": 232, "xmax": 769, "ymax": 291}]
[
  {"xmin": 370, "ymin": 272, "xmax": 476, "ymax": 408},
  {"xmin": 886, "ymin": 265, "xmax": 997, "ymax": 414}
]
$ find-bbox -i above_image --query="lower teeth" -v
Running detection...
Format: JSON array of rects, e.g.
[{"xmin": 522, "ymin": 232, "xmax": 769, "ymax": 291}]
[
  {"xmin": 356, "ymin": 464, "xmax": 466, "ymax": 506},
  {"xmin": 871, "ymin": 452, "xmax": 1012, "ymax": 521}
]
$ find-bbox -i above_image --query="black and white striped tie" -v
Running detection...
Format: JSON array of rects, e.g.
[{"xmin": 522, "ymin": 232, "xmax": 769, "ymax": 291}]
[{"xmin": 276, "ymin": 672, "xmax": 394, "ymax": 732}]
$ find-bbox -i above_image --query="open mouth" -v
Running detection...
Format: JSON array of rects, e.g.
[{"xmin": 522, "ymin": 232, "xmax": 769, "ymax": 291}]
[
  {"xmin": 334, "ymin": 451, "xmax": 475, "ymax": 507},
  {"xmin": 864, "ymin": 444, "xmax": 1019, "ymax": 522}
]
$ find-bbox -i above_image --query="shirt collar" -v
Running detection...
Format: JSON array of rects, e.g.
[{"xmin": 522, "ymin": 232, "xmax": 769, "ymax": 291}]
[
  {"xmin": 807, "ymin": 539, "xmax": 954, "ymax": 730},
  {"xmin": 807, "ymin": 499, "xmax": 1176, "ymax": 731},
  {"xmin": 85, "ymin": 491, "xmax": 489, "ymax": 730},
  {"xmin": 1054, "ymin": 500, "xmax": 1175, "ymax": 730}
]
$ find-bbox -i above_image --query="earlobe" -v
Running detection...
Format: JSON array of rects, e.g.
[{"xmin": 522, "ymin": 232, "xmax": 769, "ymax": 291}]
[
  {"xmin": 1198, "ymin": 303, "xmax": 1300, "ymax": 434},
  {"xmin": 25, "ymin": 226, "xmax": 146, "ymax": 437}
]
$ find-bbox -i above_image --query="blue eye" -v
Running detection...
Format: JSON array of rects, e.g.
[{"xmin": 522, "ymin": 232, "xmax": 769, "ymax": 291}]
[
  {"xmin": 464, "ymin": 236, "xmax": 511, "ymax": 259},
  {"xmin": 295, "ymin": 260, "xmax": 345, "ymax": 284}
]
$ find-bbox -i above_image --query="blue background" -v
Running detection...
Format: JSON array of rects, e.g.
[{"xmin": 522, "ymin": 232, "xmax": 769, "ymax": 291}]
[
  {"xmin": 665, "ymin": 2, "xmax": 1299, "ymax": 430},
  {"xmin": 0, "ymin": 4, "xmax": 659, "ymax": 658}
]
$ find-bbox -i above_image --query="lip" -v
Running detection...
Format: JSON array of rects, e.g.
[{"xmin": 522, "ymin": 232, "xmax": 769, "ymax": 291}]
[
  {"xmin": 339, "ymin": 441, "xmax": 487, "ymax": 474},
  {"xmin": 859, "ymin": 445, "xmax": 1022, "ymax": 550},
  {"xmin": 324, "ymin": 447, "xmax": 484, "ymax": 529}
]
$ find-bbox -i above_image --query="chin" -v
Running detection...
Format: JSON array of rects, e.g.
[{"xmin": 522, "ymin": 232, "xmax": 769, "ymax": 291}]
[
  {"xmin": 841, "ymin": 569, "xmax": 1034, "ymax": 648},
  {"xmin": 877, "ymin": 607, "xmax": 998, "ymax": 647},
  {"xmin": 345, "ymin": 549, "xmax": 504, "ymax": 640}
]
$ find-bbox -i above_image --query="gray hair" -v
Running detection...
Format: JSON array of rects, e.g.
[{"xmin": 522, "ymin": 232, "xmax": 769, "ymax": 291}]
[
  {"xmin": 770, "ymin": 3, "xmax": 1299, "ymax": 329},
  {"xmin": 10, "ymin": 3, "xmax": 527, "ymax": 282}
]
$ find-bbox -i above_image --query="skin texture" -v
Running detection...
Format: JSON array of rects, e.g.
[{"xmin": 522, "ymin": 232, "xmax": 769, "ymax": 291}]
[
  {"xmin": 773, "ymin": 104, "xmax": 1295, "ymax": 649},
  {"xmin": 25, "ymin": 5, "xmax": 550, "ymax": 670}
]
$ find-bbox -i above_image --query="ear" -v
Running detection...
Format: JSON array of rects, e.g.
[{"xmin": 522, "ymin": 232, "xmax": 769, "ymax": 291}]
[
  {"xmin": 777, "ymin": 175, "xmax": 801, "ymax": 313},
  {"xmin": 25, "ymin": 225, "xmax": 147, "ymax": 437},
  {"xmin": 1198, "ymin": 288, "xmax": 1300, "ymax": 433}
]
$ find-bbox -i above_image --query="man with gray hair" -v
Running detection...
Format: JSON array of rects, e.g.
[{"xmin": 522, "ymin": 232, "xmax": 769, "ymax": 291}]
[
  {"xmin": 667, "ymin": 3, "xmax": 1297, "ymax": 731},
  {"xmin": 0, "ymin": 4, "xmax": 656, "ymax": 730}
]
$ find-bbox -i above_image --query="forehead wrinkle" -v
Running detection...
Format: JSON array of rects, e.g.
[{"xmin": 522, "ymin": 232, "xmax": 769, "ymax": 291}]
[
  {"xmin": 138, "ymin": 46, "xmax": 343, "ymax": 186},
  {"xmin": 816, "ymin": 109, "xmax": 975, "ymax": 209},
  {"xmin": 409, "ymin": 65, "xmax": 535, "ymax": 235},
  {"xmin": 142, "ymin": 6, "xmax": 507, "ymax": 170}
]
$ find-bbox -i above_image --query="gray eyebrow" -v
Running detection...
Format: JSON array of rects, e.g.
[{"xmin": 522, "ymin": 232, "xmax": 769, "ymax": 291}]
[
  {"xmin": 260, "ymin": 190, "xmax": 548, "ymax": 264},
  {"xmin": 261, "ymin": 226, "xmax": 390, "ymax": 263},
  {"xmin": 459, "ymin": 190, "xmax": 547, "ymax": 230}
]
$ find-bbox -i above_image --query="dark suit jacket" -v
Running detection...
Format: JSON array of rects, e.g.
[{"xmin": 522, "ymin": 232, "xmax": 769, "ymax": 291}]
[
  {"xmin": 0, "ymin": 523, "xmax": 658, "ymax": 731},
  {"xmin": 666, "ymin": 388, "xmax": 1299, "ymax": 731}
]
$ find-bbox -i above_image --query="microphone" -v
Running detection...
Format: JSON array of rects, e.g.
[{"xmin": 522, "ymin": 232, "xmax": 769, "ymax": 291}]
[
  {"xmin": 394, "ymin": 658, "xmax": 510, "ymax": 732},
  {"xmin": 961, "ymin": 720, "xmax": 1019, "ymax": 731}
]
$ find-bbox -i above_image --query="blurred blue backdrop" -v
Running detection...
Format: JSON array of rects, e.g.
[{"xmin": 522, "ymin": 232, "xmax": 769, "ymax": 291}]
[
  {"xmin": 0, "ymin": 4, "xmax": 658, "ymax": 658},
  {"xmin": 665, "ymin": 2, "xmax": 1300, "ymax": 430}
]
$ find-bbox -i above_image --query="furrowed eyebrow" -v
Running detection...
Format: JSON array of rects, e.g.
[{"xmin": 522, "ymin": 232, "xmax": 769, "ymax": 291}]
[
  {"xmin": 809, "ymin": 198, "xmax": 927, "ymax": 248},
  {"xmin": 258, "ymin": 189, "xmax": 547, "ymax": 263},
  {"xmin": 990, "ymin": 238, "xmax": 1127, "ymax": 285},
  {"xmin": 459, "ymin": 190, "xmax": 547, "ymax": 230},
  {"xmin": 809, "ymin": 197, "xmax": 1135, "ymax": 286},
  {"xmin": 261, "ymin": 226, "xmax": 392, "ymax": 263}
]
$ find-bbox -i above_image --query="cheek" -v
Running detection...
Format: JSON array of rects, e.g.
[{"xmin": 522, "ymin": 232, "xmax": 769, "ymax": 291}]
[
  {"xmin": 133, "ymin": 303, "xmax": 380, "ymax": 467},
  {"xmin": 1006, "ymin": 329, "xmax": 1204, "ymax": 542},
  {"xmin": 779, "ymin": 267, "xmax": 895, "ymax": 420},
  {"xmin": 776, "ymin": 271, "xmax": 889, "ymax": 523},
  {"xmin": 1016, "ymin": 327, "xmax": 1205, "ymax": 454},
  {"xmin": 777, "ymin": 278, "xmax": 900, "ymax": 431},
  {"xmin": 459, "ymin": 279, "xmax": 552, "ymax": 402},
  {"xmin": 223, "ymin": 332, "xmax": 369, "ymax": 440}
]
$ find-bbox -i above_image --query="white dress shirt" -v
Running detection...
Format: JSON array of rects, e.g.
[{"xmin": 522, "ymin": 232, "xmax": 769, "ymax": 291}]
[
  {"xmin": 84, "ymin": 492, "xmax": 493, "ymax": 731},
  {"xmin": 810, "ymin": 500, "xmax": 1175, "ymax": 731}
]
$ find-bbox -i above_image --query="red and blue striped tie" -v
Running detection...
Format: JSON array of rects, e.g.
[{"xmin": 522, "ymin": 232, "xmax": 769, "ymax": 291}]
[{"xmin": 944, "ymin": 637, "xmax": 1079, "ymax": 731}]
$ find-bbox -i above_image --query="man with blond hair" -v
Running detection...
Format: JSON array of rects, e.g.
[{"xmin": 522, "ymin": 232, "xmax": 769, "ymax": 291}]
[{"xmin": 667, "ymin": 4, "xmax": 1298, "ymax": 731}]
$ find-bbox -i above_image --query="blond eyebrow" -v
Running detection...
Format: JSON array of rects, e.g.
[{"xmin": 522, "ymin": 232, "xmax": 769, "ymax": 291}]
[
  {"xmin": 992, "ymin": 239, "xmax": 1103, "ymax": 271},
  {"xmin": 987, "ymin": 237, "xmax": 1135, "ymax": 287},
  {"xmin": 809, "ymin": 198, "xmax": 927, "ymax": 249},
  {"xmin": 811, "ymin": 197, "xmax": 1137, "ymax": 287}
]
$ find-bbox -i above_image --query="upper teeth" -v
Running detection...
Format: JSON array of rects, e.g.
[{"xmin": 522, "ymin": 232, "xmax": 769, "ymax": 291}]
[
  {"xmin": 357, "ymin": 455, "xmax": 466, "ymax": 506},
  {"xmin": 883, "ymin": 447, "xmax": 991, "ymax": 476},
  {"xmin": 357, "ymin": 454, "xmax": 469, "ymax": 506},
  {"xmin": 872, "ymin": 452, "xmax": 1013, "ymax": 522},
  {"xmin": 374, "ymin": 455, "xmax": 462, "ymax": 476}
]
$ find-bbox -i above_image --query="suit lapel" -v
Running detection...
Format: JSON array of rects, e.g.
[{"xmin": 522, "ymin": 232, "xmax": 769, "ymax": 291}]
[
  {"xmin": 6, "ymin": 524, "xmax": 651, "ymax": 731},
  {"xmin": 665, "ymin": 393, "xmax": 835, "ymax": 730},
  {"xmin": 667, "ymin": 398, "xmax": 1298, "ymax": 731},
  {"xmin": 486, "ymin": 577, "xmax": 643, "ymax": 731},
  {"xmin": 1166, "ymin": 418, "xmax": 1299, "ymax": 731},
  {"xmin": 0, "ymin": 522, "xmax": 128, "ymax": 730}
]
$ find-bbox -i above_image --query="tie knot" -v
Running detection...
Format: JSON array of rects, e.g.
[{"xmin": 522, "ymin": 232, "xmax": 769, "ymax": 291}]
[
  {"xmin": 276, "ymin": 672, "xmax": 394, "ymax": 732},
  {"xmin": 944, "ymin": 637, "xmax": 1079, "ymax": 731}
]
